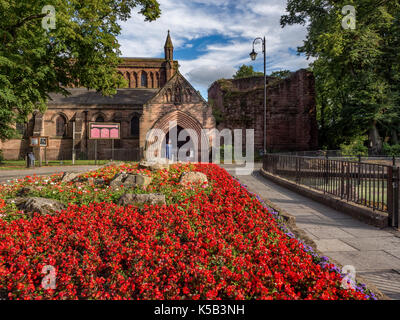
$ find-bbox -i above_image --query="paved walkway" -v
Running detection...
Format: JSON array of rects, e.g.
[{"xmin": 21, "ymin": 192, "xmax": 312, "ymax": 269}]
[
  {"xmin": 0, "ymin": 165, "xmax": 101, "ymax": 183},
  {"xmin": 222, "ymin": 164, "xmax": 400, "ymax": 300}
]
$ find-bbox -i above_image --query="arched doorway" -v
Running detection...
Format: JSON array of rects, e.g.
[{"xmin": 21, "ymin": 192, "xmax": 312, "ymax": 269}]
[
  {"xmin": 162, "ymin": 125, "xmax": 195, "ymax": 161},
  {"xmin": 145, "ymin": 110, "xmax": 209, "ymax": 162}
]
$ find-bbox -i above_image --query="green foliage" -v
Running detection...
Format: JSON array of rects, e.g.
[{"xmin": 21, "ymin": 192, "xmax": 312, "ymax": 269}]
[
  {"xmin": 0, "ymin": 0, "xmax": 161, "ymax": 140},
  {"xmin": 212, "ymin": 107, "xmax": 224, "ymax": 126},
  {"xmin": 233, "ymin": 65, "xmax": 263, "ymax": 79},
  {"xmin": 281, "ymin": 1, "xmax": 400, "ymax": 150},
  {"xmin": 219, "ymin": 144, "xmax": 233, "ymax": 163},
  {"xmin": 382, "ymin": 143, "xmax": 400, "ymax": 157},
  {"xmin": 0, "ymin": 150, "xmax": 4, "ymax": 164},
  {"xmin": 269, "ymin": 70, "xmax": 291, "ymax": 79},
  {"xmin": 340, "ymin": 136, "xmax": 368, "ymax": 156}
]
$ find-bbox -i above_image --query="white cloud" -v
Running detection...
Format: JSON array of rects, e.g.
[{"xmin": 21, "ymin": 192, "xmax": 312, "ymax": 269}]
[{"xmin": 117, "ymin": 0, "xmax": 312, "ymax": 98}]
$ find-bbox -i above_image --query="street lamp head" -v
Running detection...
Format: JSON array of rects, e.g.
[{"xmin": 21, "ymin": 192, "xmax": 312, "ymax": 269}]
[{"xmin": 249, "ymin": 49, "xmax": 258, "ymax": 61}]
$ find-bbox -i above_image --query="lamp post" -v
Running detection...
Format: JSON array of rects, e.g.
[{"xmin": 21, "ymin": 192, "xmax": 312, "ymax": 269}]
[{"xmin": 250, "ymin": 36, "xmax": 267, "ymax": 155}]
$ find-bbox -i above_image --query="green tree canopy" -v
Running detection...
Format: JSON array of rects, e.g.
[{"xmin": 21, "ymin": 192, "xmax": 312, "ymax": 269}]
[
  {"xmin": 233, "ymin": 64, "xmax": 263, "ymax": 79},
  {"xmin": 269, "ymin": 70, "xmax": 291, "ymax": 79},
  {"xmin": 281, "ymin": 0, "xmax": 400, "ymax": 152},
  {"xmin": 0, "ymin": 0, "xmax": 161, "ymax": 140}
]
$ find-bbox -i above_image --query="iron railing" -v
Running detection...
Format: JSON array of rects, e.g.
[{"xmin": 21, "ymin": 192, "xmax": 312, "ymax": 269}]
[
  {"xmin": 263, "ymin": 154, "xmax": 400, "ymax": 228},
  {"xmin": 0, "ymin": 148, "xmax": 143, "ymax": 163}
]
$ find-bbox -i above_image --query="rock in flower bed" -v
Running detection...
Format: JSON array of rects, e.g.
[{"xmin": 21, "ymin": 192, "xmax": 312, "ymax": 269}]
[
  {"xmin": 7, "ymin": 197, "xmax": 66, "ymax": 216},
  {"xmin": 118, "ymin": 193, "xmax": 166, "ymax": 206},
  {"xmin": 0, "ymin": 163, "xmax": 375, "ymax": 300},
  {"xmin": 179, "ymin": 171, "xmax": 208, "ymax": 186}
]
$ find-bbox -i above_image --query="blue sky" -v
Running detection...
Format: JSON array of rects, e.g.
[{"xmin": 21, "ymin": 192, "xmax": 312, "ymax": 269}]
[{"xmin": 118, "ymin": 0, "xmax": 313, "ymax": 99}]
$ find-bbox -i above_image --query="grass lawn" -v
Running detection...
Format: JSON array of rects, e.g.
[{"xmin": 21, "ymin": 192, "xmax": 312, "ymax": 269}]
[
  {"xmin": 301, "ymin": 177, "xmax": 388, "ymax": 209},
  {"xmin": 0, "ymin": 159, "xmax": 114, "ymax": 170}
]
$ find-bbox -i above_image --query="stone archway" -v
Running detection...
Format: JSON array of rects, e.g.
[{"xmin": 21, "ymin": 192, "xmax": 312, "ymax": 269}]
[{"xmin": 145, "ymin": 110, "xmax": 209, "ymax": 162}]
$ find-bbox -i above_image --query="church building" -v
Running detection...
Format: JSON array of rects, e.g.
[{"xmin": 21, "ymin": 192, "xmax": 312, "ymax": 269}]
[{"xmin": 0, "ymin": 32, "xmax": 216, "ymax": 162}]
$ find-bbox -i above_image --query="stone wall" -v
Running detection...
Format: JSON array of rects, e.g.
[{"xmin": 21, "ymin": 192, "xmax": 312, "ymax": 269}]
[
  {"xmin": 0, "ymin": 74, "xmax": 214, "ymax": 162},
  {"xmin": 208, "ymin": 69, "xmax": 318, "ymax": 152},
  {"xmin": 0, "ymin": 107, "xmax": 142, "ymax": 161},
  {"xmin": 118, "ymin": 58, "xmax": 179, "ymax": 89}
]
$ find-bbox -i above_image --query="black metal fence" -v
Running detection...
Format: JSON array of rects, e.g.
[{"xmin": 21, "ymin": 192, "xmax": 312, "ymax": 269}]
[
  {"xmin": 263, "ymin": 154, "xmax": 400, "ymax": 228},
  {"xmin": 275, "ymin": 150, "xmax": 400, "ymax": 166},
  {"xmin": 0, "ymin": 148, "xmax": 143, "ymax": 164}
]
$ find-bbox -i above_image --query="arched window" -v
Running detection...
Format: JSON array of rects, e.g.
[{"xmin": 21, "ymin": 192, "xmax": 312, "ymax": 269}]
[
  {"xmin": 56, "ymin": 115, "xmax": 66, "ymax": 136},
  {"xmin": 132, "ymin": 72, "xmax": 138, "ymax": 88},
  {"xmin": 155, "ymin": 72, "xmax": 159, "ymax": 88},
  {"xmin": 131, "ymin": 115, "xmax": 140, "ymax": 137},
  {"xmin": 165, "ymin": 88, "xmax": 172, "ymax": 103},
  {"xmin": 150, "ymin": 73, "xmax": 154, "ymax": 88},
  {"xmin": 96, "ymin": 115, "xmax": 105, "ymax": 122},
  {"xmin": 141, "ymin": 71, "xmax": 148, "ymax": 88},
  {"xmin": 125, "ymin": 72, "xmax": 131, "ymax": 88},
  {"xmin": 185, "ymin": 89, "xmax": 192, "ymax": 103}
]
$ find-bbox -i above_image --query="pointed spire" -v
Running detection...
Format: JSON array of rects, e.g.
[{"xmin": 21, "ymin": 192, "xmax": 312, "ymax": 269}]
[
  {"xmin": 164, "ymin": 30, "xmax": 174, "ymax": 61},
  {"xmin": 164, "ymin": 30, "xmax": 174, "ymax": 49}
]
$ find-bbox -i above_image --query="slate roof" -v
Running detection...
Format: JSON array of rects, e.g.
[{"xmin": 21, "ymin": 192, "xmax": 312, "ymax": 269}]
[{"xmin": 48, "ymin": 88, "xmax": 159, "ymax": 106}]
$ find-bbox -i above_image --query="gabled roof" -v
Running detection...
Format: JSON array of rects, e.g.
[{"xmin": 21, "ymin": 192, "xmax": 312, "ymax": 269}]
[
  {"xmin": 145, "ymin": 71, "xmax": 208, "ymax": 106},
  {"xmin": 48, "ymin": 88, "xmax": 158, "ymax": 106}
]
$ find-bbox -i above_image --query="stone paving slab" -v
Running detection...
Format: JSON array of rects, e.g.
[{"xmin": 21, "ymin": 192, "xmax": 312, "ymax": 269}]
[
  {"xmin": 304, "ymin": 206, "xmax": 356, "ymax": 221},
  {"xmin": 303, "ymin": 226, "xmax": 356, "ymax": 239},
  {"xmin": 358, "ymin": 271, "xmax": 400, "ymax": 300},
  {"xmin": 293, "ymin": 215, "xmax": 324, "ymax": 225},
  {"xmin": 338, "ymin": 225, "xmax": 394, "ymax": 238},
  {"xmin": 341, "ymin": 237, "xmax": 400, "ymax": 251},
  {"xmin": 385, "ymin": 249, "xmax": 400, "ymax": 259},
  {"xmin": 314, "ymin": 239, "xmax": 357, "ymax": 252},
  {"xmin": 323, "ymin": 250, "xmax": 400, "ymax": 272}
]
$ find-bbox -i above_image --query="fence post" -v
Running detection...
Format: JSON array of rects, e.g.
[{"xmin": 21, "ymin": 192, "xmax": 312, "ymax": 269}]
[
  {"xmin": 295, "ymin": 157, "xmax": 300, "ymax": 184},
  {"xmin": 340, "ymin": 161, "xmax": 344, "ymax": 199},
  {"xmin": 346, "ymin": 162, "xmax": 350, "ymax": 200},
  {"xmin": 392, "ymin": 167, "xmax": 399, "ymax": 228},
  {"xmin": 324, "ymin": 156, "xmax": 328, "ymax": 191}
]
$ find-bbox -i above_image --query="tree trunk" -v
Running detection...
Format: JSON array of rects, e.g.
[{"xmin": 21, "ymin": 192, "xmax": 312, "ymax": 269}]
[
  {"xmin": 391, "ymin": 129, "xmax": 399, "ymax": 144},
  {"xmin": 369, "ymin": 122, "xmax": 383, "ymax": 154}
]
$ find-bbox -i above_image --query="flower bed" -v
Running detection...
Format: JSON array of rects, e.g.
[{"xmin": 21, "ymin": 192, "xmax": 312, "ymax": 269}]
[{"xmin": 0, "ymin": 163, "xmax": 375, "ymax": 299}]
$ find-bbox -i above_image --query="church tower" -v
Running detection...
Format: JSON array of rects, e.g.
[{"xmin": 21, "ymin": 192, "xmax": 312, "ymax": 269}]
[
  {"xmin": 164, "ymin": 30, "xmax": 175, "ymax": 82},
  {"xmin": 164, "ymin": 30, "xmax": 174, "ymax": 61}
]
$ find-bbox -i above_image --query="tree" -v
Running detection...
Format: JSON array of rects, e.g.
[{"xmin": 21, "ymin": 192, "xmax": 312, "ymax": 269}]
[
  {"xmin": 233, "ymin": 64, "xmax": 263, "ymax": 79},
  {"xmin": 281, "ymin": 0, "xmax": 400, "ymax": 152},
  {"xmin": 270, "ymin": 70, "xmax": 291, "ymax": 79},
  {"xmin": 0, "ymin": 0, "xmax": 161, "ymax": 140}
]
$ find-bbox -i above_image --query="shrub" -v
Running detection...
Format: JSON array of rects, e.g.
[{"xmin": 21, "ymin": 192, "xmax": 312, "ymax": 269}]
[
  {"xmin": 0, "ymin": 150, "xmax": 4, "ymax": 164},
  {"xmin": 382, "ymin": 143, "xmax": 400, "ymax": 157},
  {"xmin": 340, "ymin": 136, "xmax": 368, "ymax": 156}
]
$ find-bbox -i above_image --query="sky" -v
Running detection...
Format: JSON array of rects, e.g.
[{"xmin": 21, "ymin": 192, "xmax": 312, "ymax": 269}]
[{"xmin": 117, "ymin": 0, "xmax": 313, "ymax": 99}]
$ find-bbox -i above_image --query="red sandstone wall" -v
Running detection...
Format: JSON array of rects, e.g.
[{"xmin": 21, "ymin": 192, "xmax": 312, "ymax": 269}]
[{"xmin": 208, "ymin": 69, "xmax": 318, "ymax": 152}]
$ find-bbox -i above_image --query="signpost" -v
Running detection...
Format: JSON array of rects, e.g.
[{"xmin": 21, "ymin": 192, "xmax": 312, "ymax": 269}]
[
  {"xmin": 89, "ymin": 123, "xmax": 120, "ymax": 164},
  {"xmin": 30, "ymin": 136, "xmax": 48, "ymax": 167}
]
